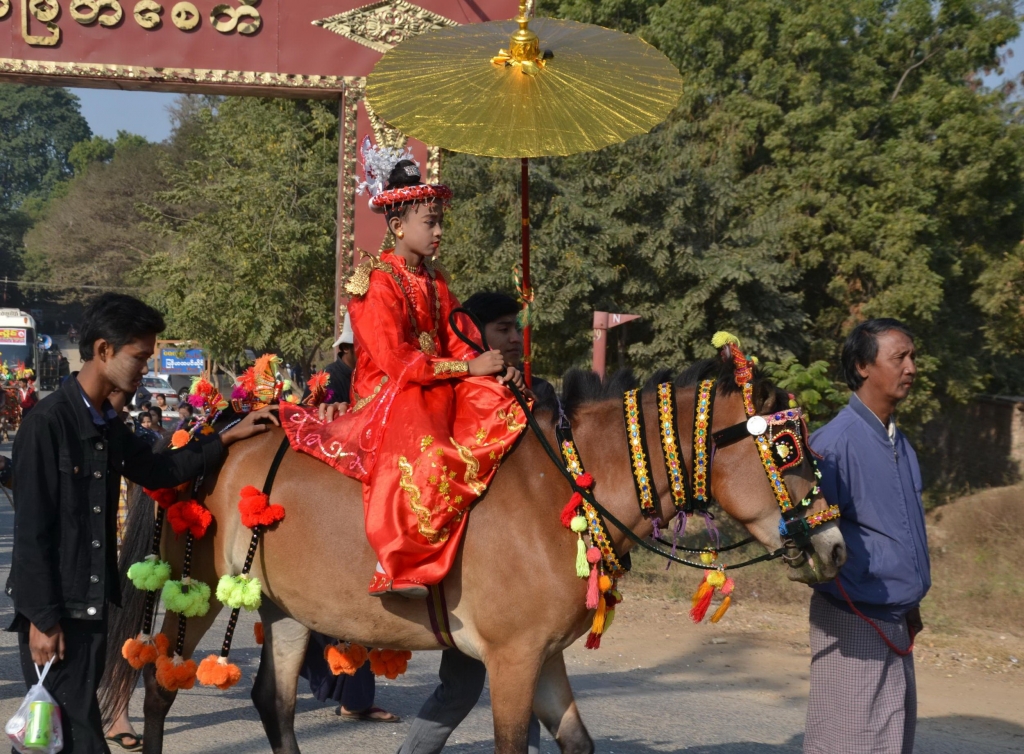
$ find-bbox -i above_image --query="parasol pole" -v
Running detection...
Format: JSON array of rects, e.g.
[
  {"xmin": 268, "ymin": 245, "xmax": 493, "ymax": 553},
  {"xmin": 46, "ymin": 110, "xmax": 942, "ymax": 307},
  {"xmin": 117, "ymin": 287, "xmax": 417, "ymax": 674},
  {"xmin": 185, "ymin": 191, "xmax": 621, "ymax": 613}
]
[{"xmin": 521, "ymin": 157, "xmax": 532, "ymax": 387}]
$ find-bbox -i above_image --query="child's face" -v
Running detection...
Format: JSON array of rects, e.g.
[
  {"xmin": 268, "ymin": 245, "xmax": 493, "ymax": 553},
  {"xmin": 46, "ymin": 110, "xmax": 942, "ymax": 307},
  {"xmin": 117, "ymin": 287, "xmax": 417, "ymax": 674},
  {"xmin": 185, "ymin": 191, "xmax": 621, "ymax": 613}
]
[
  {"xmin": 141, "ymin": 415, "xmax": 152, "ymax": 428},
  {"xmin": 156, "ymin": 395, "xmax": 166, "ymax": 406},
  {"xmin": 391, "ymin": 202, "xmax": 444, "ymax": 260}
]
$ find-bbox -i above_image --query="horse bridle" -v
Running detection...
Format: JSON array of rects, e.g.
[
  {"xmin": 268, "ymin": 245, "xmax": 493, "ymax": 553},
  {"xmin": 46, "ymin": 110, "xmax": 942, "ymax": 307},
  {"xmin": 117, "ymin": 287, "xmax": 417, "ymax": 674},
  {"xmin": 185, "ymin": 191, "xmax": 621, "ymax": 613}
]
[{"xmin": 447, "ymin": 309, "xmax": 839, "ymax": 572}]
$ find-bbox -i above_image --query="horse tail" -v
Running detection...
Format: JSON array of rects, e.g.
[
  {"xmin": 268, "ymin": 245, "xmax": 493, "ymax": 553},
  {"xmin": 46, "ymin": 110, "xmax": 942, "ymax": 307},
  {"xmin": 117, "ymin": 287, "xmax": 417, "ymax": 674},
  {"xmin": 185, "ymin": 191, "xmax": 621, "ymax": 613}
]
[{"xmin": 99, "ymin": 482, "xmax": 157, "ymax": 725}]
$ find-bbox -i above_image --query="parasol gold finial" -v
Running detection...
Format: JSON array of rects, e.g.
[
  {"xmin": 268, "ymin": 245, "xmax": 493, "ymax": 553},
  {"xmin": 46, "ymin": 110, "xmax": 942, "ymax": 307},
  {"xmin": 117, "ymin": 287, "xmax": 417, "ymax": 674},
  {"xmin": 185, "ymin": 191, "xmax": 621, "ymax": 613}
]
[{"xmin": 509, "ymin": 0, "xmax": 539, "ymax": 63}]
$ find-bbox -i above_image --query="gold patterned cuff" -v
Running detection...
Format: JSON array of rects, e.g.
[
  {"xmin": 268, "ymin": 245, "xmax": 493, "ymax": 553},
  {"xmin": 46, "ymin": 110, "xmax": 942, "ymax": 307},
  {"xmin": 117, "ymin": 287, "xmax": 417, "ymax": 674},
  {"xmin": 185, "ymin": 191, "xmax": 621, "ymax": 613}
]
[{"xmin": 433, "ymin": 360, "xmax": 469, "ymax": 377}]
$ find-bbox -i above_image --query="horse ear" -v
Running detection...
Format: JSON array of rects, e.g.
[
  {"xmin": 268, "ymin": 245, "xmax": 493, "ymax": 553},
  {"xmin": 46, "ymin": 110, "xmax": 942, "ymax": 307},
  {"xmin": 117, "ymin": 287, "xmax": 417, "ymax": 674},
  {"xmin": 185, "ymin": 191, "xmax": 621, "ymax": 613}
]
[{"xmin": 720, "ymin": 344, "xmax": 733, "ymax": 364}]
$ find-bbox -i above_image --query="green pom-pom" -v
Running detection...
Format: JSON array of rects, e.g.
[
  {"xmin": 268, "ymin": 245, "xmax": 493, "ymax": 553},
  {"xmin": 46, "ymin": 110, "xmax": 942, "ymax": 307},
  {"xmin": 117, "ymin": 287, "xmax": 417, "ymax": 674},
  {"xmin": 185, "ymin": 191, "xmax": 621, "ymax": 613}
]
[
  {"xmin": 569, "ymin": 516, "xmax": 587, "ymax": 533},
  {"xmin": 127, "ymin": 558, "xmax": 171, "ymax": 592},
  {"xmin": 162, "ymin": 579, "xmax": 211, "ymax": 617},
  {"xmin": 711, "ymin": 331, "xmax": 740, "ymax": 349},
  {"xmin": 216, "ymin": 574, "xmax": 263, "ymax": 611},
  {"xmin": 575, "ymin": 537, "xmax": 590, "ymax": 579}
]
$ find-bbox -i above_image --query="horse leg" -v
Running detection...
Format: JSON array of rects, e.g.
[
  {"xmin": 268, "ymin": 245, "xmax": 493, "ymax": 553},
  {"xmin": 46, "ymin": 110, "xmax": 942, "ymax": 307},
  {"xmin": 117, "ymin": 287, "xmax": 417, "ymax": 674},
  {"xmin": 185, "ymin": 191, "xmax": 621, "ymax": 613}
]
[
  {"xmin": 251, "ymin": 598, "xmax": 310, "ymax": 754},
  {"xmin": 486, "ymin": 648, "xmax": 545, "ymax": 754},
  {"xmin": 141, "ymin": 608, "xmax": 221, "ymax": 754},
  {"xmin": 533, "ymin": 652, "xmax": 592, "ymax": 754}
]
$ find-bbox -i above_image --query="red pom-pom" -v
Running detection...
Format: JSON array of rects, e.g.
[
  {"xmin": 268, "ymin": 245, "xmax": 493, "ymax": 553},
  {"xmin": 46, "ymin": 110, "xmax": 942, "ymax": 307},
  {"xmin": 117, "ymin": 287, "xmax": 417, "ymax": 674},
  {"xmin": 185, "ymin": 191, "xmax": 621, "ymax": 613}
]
[
  {"xmin": 575, "ymin": 473, "xmax": 593, "ymax": 489},
  {"xmin": 166, "ymin": 500, "xmax": 214, "ymax": 538},
  {"xmin": 144, "ymin": 487, "xmax": 178, "ymax": 510},
  {"xmin": 559, "ymin": 496, "xmax": 581, "ymax": 528},
  {"xmin": 253, "ymin": 622, "xmax": 264, "ymax": 645},
  {"xmin": 238, "ymin": 485, "xmax": 286, "ymax": 529}
]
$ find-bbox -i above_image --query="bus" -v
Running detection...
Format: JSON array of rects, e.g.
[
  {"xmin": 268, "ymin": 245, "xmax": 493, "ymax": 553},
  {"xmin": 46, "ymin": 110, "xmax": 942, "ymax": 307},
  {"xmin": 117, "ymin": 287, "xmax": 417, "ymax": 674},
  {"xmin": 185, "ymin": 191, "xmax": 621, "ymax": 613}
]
[{"xmin": 0, "ymin": 309, "xmax": 37, "ymax": 377}]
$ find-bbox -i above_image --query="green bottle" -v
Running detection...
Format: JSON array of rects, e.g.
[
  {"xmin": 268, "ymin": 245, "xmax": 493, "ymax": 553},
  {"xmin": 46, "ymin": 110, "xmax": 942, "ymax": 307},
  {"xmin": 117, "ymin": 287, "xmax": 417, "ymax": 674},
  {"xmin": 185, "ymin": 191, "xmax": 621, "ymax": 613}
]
[{"xmin": 23, "ymin": 701, "xmax": 52, "ymax": 749}]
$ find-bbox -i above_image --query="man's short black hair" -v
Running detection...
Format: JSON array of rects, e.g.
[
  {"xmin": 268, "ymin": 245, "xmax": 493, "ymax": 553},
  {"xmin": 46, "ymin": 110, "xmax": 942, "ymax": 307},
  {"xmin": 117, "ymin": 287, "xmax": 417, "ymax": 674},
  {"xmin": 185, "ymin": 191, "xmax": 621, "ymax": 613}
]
[
  {"xmin": 840, "ymin": 318, "xmax": 915, "ymax": 391},
  {"xmin": 79, "ymin": 293, "xmax": 165, "ymax": 362},
  {"xmin": 179, "ymin": 403, "xmax": 194, "ymax": 415},
  {"xmin": 461, "ymin": 292, "xmax": 520, "ymax": 328}
]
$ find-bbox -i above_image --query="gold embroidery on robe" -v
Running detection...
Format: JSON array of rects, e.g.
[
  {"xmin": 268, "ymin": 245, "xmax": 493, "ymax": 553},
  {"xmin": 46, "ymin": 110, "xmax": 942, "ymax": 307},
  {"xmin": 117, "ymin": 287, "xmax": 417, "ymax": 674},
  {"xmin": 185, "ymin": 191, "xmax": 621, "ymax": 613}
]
[{"xmin": 398, "ymin": 456, "xmax": 449, "ymax": 544}]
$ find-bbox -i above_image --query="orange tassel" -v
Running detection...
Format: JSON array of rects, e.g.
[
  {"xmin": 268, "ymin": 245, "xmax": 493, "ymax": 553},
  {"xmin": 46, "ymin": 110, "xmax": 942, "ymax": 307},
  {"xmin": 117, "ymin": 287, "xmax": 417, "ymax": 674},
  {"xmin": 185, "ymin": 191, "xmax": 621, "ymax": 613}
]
[
  {"xmin": 196, "ymin": 655, "xmax": 242, "ymax": 690},
  {"xmin": 368, "ymin": 648, "xmax": 412, "ymax": 679},
  {"xmin": 710, "ymin": 594, "xmax": 732, "ymax": 623},
  {"xmin": 324, "ymin": 643, "xmax": 368, "ymax": 676},
  {"xmin": 155, "ymin": 654, "xmax": 197, "ymax": 691}
]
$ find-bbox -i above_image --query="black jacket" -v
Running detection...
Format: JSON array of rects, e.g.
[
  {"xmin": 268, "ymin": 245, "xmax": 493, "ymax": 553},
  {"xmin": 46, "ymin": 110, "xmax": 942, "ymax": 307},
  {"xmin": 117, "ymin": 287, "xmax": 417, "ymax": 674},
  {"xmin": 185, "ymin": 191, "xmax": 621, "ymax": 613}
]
[{"xmin": 8, "ymin": 376, "xmax": 224, "ymax": 632}]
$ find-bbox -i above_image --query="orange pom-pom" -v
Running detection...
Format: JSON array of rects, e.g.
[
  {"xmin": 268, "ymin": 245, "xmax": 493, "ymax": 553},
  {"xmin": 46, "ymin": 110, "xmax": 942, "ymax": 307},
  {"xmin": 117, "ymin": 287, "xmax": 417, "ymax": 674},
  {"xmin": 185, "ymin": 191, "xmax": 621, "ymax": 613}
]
[
  {"xmin": 237, "ymin": 485, "xmax": 286, "ymax": 529},
  {"xmin": 367, "ymin": 648, "xmax": 411, "ymax": 678},
  {"xmin": 166, "ymin": 500, "xmax": 213, "ymax": 538},
  {"xmin": 122, "ymin": 633, "xmax": 170, "ymax": 669},
  {"xmin": 324, "ymin": 643, "xmax": 368, "ymax": 676},
  {"xmin": 197, "ymin": 655, "xmax": 242, "ymax": 690},
  {"xmin": 253, "ymin": 622, "xmax": 264, "ymax": 645},
  {"xmin": 155, "ymin": 654, "xmax": 197, "ymax": 691},
  {"xmin": 598, "ymin": 575, "xmax": 613, "ymax": 593},
  {"xmin": 170, "ymin": 429, "xmax": 191, "ymax": 449}
]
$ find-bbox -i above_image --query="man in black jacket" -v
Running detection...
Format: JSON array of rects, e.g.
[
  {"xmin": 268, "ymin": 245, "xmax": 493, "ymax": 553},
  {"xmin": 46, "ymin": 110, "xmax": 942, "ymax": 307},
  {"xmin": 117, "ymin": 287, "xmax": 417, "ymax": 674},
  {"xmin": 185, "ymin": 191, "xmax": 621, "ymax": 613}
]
[{"xmin": 8, "ymin": 293, "xmax": 275, "ymax": 754}]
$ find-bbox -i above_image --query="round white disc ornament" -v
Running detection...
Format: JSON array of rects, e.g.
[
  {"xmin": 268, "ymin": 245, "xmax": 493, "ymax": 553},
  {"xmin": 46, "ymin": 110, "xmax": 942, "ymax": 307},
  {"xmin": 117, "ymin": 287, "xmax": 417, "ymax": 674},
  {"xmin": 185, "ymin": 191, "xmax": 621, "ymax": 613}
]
[{"xmin": 746, "ymin": 416, "xmax": 768, "ymax": 436}]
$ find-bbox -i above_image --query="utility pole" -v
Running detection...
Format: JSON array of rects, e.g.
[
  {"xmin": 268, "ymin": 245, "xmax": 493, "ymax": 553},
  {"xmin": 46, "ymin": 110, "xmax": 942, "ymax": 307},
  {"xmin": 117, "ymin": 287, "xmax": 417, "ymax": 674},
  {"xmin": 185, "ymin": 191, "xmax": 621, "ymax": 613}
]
[{"xmin": 592, "ymin": 311, "xmax": 640, "ymax": 379}]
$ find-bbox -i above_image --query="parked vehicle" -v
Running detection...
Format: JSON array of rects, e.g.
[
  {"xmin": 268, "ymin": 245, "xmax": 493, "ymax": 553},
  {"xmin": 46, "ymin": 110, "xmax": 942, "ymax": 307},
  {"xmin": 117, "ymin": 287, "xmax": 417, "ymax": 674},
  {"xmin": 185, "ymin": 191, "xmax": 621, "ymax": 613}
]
[{"xmin": 139, "ymin": 375, "xmax": 180, "ymax": 409}]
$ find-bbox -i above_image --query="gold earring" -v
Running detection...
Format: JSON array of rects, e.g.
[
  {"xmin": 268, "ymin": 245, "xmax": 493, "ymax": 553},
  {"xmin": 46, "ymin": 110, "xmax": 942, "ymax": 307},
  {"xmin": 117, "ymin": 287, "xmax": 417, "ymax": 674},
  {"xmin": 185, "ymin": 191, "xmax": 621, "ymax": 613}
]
[{"xmin": 396, "ymin": 230, "xmax": 404, "ymax": 239}]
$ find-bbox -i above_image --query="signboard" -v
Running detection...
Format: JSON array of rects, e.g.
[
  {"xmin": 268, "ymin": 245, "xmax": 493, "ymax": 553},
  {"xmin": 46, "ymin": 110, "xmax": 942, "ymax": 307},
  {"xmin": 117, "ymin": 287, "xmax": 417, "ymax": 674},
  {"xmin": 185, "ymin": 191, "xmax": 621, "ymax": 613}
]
[
  {"xmin": 160, "ymin": 348, "xmax": 204, "ymax": 374},
  {"xmin": 0, "ymin": 328, "xmax": 27, "ymax": 346}
]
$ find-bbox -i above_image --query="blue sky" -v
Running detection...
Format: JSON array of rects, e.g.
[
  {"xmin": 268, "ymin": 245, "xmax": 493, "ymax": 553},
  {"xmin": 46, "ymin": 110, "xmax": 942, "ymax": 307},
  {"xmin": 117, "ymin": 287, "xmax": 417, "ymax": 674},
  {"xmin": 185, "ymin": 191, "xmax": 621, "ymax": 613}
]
[{"xmin": 71, "ymin": 38, "xmax": 1024, "ymax": 143}]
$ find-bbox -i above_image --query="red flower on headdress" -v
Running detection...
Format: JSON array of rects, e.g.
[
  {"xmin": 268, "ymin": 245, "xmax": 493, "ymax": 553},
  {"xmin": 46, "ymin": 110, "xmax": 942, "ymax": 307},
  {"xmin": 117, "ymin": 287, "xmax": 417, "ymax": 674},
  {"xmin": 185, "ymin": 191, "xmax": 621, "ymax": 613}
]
[
  {"xmin": 166, "ymin": 500, "xmax": 213, "ymax": 538},
  {"xmin": 237, "ymin": 485, "xmax": 286, "ymax": 529}
]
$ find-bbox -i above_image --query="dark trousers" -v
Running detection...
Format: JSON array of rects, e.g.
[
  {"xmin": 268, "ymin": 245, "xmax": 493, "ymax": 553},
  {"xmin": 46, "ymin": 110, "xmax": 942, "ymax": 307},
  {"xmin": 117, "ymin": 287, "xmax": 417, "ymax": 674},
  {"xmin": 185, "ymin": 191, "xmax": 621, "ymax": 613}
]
[
  {"xmin": 299, "ymin": 631, "xmax": 375, "ymax": 711},
  {"xmin": 16, "ymin": 618, "xmax": 111, "ymax": 754},
  {"xmin": 398, "ymin": 648, "xmax": 540, "ymax": 754}
]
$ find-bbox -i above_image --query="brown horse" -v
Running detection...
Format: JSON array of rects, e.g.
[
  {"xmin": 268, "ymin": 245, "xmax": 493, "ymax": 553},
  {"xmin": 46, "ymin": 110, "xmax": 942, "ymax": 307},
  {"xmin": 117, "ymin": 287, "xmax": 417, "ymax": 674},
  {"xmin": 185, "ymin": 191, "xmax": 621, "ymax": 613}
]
[{"xmin": 112, "ymin": 358, "xmax": 846, "ymax": 754}]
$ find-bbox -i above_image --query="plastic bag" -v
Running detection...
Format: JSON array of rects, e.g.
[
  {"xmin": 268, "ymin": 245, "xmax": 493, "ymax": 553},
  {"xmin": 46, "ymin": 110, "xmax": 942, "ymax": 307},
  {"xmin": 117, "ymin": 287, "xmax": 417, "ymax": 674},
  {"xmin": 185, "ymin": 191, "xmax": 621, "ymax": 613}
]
[{"xmin": 5, "ymin": 658, "xmax": 63, "ymax": 753}]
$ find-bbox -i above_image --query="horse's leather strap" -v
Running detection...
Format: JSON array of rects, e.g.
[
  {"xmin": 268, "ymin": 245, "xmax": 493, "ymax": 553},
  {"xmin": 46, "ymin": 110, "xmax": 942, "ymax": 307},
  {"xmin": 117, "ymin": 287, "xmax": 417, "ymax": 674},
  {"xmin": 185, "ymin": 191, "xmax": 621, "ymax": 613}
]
[
  {"xmin": 263, "ymin": 437, "xmax": 290, "ymax": 496},
  {"xmin": 426, "ymin": 584, "xmax": 456, "ymax": 649}
]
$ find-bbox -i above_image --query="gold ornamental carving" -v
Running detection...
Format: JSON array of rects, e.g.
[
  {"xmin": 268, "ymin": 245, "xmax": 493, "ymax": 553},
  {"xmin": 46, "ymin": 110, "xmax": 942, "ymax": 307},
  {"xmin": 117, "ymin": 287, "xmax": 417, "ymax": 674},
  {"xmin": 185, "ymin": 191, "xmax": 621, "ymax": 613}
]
[{"xmin": 314, "ymin": 0, "xmax": 459, "ymax": 53}]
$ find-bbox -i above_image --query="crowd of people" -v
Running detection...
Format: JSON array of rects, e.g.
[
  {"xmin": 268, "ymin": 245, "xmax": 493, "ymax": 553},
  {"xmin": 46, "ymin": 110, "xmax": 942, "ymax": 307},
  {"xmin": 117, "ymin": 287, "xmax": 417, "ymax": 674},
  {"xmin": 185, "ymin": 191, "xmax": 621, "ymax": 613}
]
[{"xmin": 0, "ymin": 141, "xmax": 929, "ymax": 754}]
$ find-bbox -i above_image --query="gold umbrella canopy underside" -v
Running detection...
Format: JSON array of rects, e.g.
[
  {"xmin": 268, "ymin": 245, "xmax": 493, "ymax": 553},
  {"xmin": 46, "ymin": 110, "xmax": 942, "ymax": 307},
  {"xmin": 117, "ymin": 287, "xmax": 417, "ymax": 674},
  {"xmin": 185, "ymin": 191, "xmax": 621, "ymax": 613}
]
[{"xmin": 366, "ymin": 17, "xmax": 683, "ymax": 159}]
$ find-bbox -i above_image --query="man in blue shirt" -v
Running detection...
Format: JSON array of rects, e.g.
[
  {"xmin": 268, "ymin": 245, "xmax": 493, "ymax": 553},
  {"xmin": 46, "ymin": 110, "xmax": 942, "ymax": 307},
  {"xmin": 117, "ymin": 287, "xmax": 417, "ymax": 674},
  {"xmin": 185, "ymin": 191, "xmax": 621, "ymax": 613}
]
[{"xmin": 805, "ymin": 318, "xmax": 930, "ymax": 754}]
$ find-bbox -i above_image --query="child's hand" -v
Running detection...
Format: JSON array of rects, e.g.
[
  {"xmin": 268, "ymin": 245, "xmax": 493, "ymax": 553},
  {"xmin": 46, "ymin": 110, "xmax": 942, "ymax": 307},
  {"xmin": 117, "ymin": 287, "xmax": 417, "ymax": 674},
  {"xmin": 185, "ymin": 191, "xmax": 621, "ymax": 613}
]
[
  {"xmin": 468, "ymin": 350, "xmax": 504, "ymax": 376},
  {"xmin": 319, "ymin": 402, "xmax": 349, "ymax": 422}
]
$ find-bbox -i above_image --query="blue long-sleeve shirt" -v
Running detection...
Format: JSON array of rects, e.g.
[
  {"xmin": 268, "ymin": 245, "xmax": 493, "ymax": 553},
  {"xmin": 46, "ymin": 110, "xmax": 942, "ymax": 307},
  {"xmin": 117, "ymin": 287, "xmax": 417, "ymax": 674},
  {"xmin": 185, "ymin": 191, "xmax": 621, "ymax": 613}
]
[{"xmin": 810, "ymin": 393, "xmax": 931, "ymax": 621}]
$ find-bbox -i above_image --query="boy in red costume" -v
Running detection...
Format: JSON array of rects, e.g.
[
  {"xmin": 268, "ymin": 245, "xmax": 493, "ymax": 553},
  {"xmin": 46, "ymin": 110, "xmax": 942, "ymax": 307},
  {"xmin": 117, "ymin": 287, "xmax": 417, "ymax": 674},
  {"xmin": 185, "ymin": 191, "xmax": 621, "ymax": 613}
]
[{"xmin": 282, "ymin": 140, "xmax": 527, "ymax": 598}]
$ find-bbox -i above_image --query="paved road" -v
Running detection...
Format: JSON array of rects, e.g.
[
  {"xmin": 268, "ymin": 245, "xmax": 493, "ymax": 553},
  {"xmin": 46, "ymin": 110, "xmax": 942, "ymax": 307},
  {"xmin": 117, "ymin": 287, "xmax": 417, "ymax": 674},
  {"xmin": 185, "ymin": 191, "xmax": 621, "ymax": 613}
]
[{"xmin": 1, "ymin": 431, "xmax": 1022, "ymax": 752}]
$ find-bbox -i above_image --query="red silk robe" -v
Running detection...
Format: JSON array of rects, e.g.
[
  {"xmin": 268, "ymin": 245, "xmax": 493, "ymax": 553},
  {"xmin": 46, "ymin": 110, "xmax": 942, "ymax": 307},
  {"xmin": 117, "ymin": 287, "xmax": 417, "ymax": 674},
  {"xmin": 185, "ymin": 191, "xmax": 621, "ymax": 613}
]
[{"xmin": 281, "ymin": 251, "xmax": 528, "ymax": 586}]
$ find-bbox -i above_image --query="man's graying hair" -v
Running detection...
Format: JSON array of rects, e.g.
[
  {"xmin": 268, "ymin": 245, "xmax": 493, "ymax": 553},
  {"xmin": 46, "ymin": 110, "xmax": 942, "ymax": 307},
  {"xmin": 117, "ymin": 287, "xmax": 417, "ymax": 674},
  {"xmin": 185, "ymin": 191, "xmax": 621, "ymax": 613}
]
[{"xmin": 840, "ymin": 318, "xmax": 915, "ymax": 391}]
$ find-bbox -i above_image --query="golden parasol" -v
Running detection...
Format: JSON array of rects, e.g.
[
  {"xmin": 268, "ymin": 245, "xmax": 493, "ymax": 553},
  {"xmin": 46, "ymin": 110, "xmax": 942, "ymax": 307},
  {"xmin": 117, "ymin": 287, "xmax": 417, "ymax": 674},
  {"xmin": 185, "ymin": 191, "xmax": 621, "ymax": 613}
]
[{"xmin": 366, "ymin": 1, "xmax": 683, "ymax": 379}]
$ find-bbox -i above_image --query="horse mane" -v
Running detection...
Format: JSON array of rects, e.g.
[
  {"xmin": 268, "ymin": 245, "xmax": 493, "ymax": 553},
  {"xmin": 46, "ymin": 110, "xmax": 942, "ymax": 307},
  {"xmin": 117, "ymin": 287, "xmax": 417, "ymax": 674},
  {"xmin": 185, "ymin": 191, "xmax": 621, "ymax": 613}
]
[{"xmin": 560, "ymin": 355, "xmax": 787, "ymax": 420}]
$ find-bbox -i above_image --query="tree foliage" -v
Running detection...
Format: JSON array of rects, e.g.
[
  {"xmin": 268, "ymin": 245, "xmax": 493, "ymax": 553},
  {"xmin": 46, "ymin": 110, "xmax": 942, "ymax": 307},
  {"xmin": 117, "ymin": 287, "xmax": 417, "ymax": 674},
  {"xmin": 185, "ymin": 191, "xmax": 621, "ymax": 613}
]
[
  {"xmin": 135, "ymin": 97, "xmax": 338, "ymax": 371},
  {"xmin": 23, "ymin": 133, "xmax": 167, "ymax": 300},
  {"xmin": 441, "ymin": 0, "xmax": 1024, "ymax": 425},
  {"xmin": 0, "ymin": 86, "xmax": 91, "ymax": 210}
]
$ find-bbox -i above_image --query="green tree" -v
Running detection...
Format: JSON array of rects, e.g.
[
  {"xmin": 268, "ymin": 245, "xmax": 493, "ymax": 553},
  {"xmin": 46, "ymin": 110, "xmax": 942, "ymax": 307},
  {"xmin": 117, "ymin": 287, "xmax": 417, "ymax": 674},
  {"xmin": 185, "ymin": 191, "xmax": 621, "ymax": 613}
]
[
  {"xmin": 22, "ymin": 133, "xmax": 166, "ymax": 300},
  {"xmin": 0, "ymin": 86, "xmax": 91, "ymax": 209},
  {"xmin": 442, "ymin": 0, "xmax": 1024, "ymax": 427},
  {"xmin": 136, "ymin": 96, "xmax": 338, "ymax": 372}
]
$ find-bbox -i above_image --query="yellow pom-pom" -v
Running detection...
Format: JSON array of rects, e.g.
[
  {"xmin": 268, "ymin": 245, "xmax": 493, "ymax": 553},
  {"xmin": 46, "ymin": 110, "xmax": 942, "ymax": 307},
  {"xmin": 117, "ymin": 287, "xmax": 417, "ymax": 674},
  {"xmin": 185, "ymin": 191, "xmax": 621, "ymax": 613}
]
[
  {"xmin": 598, "ymin": 575, "xmax": 613, "ymax": 592},
  {"xmin": 570, "ymin": 516, "xmax": 588, "ymax": 533},
  {"xmin": 707, "ymin": 570, "xmax": 727, "ymax": 588},
  {"xmin": 711, "ymin": 331, "xmax": 741, "ymax": 349},
  {"xmin": 699, "ymin": 550, "xmax": 717, "ymax": 565}
]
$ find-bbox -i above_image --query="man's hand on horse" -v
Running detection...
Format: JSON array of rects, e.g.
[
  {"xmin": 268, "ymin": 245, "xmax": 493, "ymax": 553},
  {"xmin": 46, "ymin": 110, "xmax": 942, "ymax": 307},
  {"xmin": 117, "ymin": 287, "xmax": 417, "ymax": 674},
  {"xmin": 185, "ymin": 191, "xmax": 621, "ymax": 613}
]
[
  {"xmin": 318, "ymin": 402, "xmax": 349, "ymax": 422},
  {"xmin": 221, "ymin": 406, "xmax": 279, "ymax": 446}
]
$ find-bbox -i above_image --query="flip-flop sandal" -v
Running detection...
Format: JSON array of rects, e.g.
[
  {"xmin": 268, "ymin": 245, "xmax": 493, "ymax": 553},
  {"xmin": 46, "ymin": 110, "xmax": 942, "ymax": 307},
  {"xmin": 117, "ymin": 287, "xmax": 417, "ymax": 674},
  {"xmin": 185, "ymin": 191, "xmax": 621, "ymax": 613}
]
[
  {"xmin": 338, "ymin": 706, "xmax": 401, "ymax": 723},
  {"xmin": 105, "ymin": 733, "xmax": 144, "ymax": 752}
]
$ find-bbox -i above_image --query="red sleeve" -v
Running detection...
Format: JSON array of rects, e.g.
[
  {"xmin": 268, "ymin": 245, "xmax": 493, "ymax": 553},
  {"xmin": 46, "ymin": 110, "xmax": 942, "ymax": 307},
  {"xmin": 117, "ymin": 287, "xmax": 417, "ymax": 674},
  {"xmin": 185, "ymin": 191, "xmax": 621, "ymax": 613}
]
[{"xmin": 350, "ymin": 272, "xmax": 470, "ymax": 385}]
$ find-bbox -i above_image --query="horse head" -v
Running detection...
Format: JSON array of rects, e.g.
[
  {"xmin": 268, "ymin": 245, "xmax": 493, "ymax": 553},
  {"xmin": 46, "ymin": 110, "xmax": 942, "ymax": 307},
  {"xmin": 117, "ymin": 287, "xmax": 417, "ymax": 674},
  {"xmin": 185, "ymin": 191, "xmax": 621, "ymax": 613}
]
[{"xmin": 674, "ymin": 336, "xmax": 846, "ymax": 584}]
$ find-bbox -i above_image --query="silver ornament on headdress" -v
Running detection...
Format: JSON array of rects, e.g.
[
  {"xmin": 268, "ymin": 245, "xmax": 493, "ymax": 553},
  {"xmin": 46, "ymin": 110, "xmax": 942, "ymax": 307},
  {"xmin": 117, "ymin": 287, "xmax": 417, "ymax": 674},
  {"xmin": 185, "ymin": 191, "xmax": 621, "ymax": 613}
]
[{"xmin": 356, "ymin": 136, "xmax": 417, "ymax": 203}]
